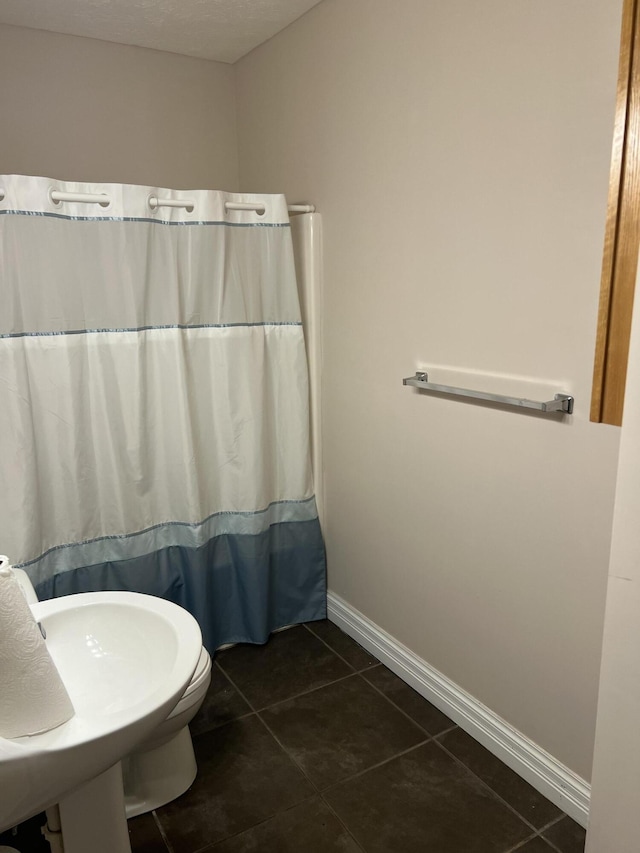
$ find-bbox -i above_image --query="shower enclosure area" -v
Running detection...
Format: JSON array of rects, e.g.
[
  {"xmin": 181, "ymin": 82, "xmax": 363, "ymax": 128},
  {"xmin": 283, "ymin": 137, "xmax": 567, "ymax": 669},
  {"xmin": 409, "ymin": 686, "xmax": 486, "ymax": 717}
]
[{"xmin": 0, "ymin": 174, "xmax": 326, "ymax": 652}]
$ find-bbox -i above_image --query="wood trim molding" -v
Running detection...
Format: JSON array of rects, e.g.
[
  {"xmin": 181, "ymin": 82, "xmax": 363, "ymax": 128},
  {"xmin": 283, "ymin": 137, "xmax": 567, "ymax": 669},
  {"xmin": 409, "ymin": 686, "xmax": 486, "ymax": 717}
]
[{"xmin": 591, "ymin": 0, "xmax": 640, "ymax": 425}]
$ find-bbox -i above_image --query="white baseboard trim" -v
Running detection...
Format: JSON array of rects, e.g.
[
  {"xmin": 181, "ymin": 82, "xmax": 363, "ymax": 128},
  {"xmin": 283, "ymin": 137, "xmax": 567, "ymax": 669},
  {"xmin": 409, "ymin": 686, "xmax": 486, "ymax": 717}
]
[{"xmin": 327, "ymin": 591, "xmax": 590, "ymax": 828}]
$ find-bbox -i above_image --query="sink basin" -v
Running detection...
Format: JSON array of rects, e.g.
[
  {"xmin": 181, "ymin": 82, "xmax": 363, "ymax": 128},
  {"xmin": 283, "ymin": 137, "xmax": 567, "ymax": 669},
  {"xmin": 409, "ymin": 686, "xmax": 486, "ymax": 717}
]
[{"xmin": 0, "ymin": 591, "xmax": 202, "ymax": 833}]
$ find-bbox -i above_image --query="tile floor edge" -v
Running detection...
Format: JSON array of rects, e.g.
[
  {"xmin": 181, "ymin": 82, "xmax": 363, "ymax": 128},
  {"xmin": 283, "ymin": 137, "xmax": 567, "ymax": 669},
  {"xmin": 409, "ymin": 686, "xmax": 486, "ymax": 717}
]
[{"xmin": 326, "ymin": 591, "xmax": 590, "ymax": 829}]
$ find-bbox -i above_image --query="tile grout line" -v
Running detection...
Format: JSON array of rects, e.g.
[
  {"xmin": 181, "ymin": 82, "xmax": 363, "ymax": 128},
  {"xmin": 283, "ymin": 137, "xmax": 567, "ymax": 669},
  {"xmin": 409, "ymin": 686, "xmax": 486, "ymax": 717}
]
[
  {"xmin": 303, "ymin": 621, "xmax": 381, "ymax": 675},
  {"xmin": 502, "ymin": 832, "xmax": 544, "ymax": 853},
  {"xmin": 192, "ymin": 630, "xmax": 571, "ymax": 853},
  {"xmin": 433, "ymin": 736, "xmax": 558, "ymax": 839},
  {"xmin": 215, "ymin": 658, "xmax": 367, "ymax": 853},
  {"xmin": 502, "ymin": 835, "xmax": 540, "ymax": 853},
  {"xmin": 153, "ymin": 662, "xmax": 263, "ymax": 852},
  {"xmin": 201, "ymin": 658, "xmax": 381, "ymax": 743},
  {"xmin": 436, "ymin": 722, "xmax": 459, "ymax": 737},
  {"xmin": 214, "ymin": 634, "xmax": 457, "ymax": 853},
  {"xmin": 254, "ymin": 710, "xmax": 370, "ymax": 853},
  {"xmin": 502, "ymin": 815, "xmax": 568, "ymax": 853},
  {"xmin": 212, "ymin": 658, "xmax": 259, "ymax": 713},
  {"xmin": 313, "ymin": 739, "xmax": 441, "ymax": 853},
  {"xmin": 210, "ymin": 630, "xmax": 449, "ymax": 852},
  {"xmin": 486, "ymin": 810, "xmax": 571, "ymax": 853},
  {"xmin": 307, "ymin": 621, "xmax": 577, "ymax": 853},
  {"xmin": 214, "ymin": 653, "xmax": 363, "ymax": 713},
  {"xmin": 189, "ymin": 663, "xmax": 322, "ymax": 851},
  {"xmin": 255, "ymin": 688, "xmax": 410, "ymax": 791},
  {"xmin": 538, "ymin": 839, "xmax": 568, "ymax": 853},
  {"xmin": 254, "ymin": 705, "xmax": 430, "ymax": 853},
  {"xmin": 215, "ymin": 643, "xmax": 437, "ymax": 800},
  {"xmin": 530, "ymin": 817, "xmax": 572, "ymax": 853},
  {"xmin": 316, "ymin": 796, "xmax": 369, "ymax": 853},
  {"xmin": 539, "ymin": 815, "xmax": 570, "ymax": 831},
  {"xmin": 151, "ymin": 809, "xmax": 176, "ymax": 853},
  {"xmin": 253, "ymin": 707, "xmax": 322, "ymax": 792},
  {"xmin": 306, "ymin": 622, "xmax": 577, "ymax": 852},
  {"xmin": 213, "ymin": 622, "xmax": 380, "ymax": 717},
  {"xmin": 189, "ymin": 794, "xmax": 321, "ymax": 853},
  {"xmin": 303, "ymin": 622, "xmax": 462, "ymax": 743},
  {"xmin": 254, "ymin": 670, "xmax": 361, "ymax": 711},
  {"xmin": 192, "ymin": 669, "xmax": 259, "ymax": 731},
  {"xmin": 214, "ymin": 635, "xmax": 441, "ymax": 853},
  {"xmin": 355, "ymin": 668, "xmax": 459, "ymax": 741},
  {"xmin": 213, "ymin": 638, "xmax": 455, "ymax": 745},
  {"xmin": 319, "ymin": 738, "xmax": 433, "ymax": 794}
]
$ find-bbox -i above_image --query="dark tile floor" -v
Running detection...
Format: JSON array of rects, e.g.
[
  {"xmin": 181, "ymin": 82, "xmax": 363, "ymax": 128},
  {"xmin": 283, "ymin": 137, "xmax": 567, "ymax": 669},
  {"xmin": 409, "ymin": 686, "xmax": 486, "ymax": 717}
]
[{"xmin": 1, "ymin": 620, "xmax": 587, "ymax": 853}]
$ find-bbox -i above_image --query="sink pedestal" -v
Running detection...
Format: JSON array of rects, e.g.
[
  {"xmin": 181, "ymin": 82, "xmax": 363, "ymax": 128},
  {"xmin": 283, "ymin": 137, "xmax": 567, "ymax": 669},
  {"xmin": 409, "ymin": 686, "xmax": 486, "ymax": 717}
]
[{"xmin": 58, "ymin": 763, "xmax": 131, "ymax": 853}]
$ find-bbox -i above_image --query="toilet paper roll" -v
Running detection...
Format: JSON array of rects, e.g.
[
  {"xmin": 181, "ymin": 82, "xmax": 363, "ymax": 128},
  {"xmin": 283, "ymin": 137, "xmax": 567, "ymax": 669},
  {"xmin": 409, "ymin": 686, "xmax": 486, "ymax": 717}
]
[{"xmin": 0, "ymin": 556, "xmax": 75, "ymax": 738}]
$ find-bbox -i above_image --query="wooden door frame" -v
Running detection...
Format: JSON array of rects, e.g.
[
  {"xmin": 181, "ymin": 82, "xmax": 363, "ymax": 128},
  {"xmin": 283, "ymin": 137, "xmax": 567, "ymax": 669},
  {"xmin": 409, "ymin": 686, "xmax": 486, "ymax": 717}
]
[{"xmin": 591, "ymin": 0, "xmax": 640, "ymax": 426}]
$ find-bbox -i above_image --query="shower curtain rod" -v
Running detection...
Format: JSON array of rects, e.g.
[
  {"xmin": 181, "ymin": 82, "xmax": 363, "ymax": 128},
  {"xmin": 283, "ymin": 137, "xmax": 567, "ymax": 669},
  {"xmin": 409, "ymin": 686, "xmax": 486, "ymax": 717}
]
[
  {"xmin": 0, "ymin": 187, "xmax": 316, "ymax": 215},
  {"xmin": 225, "ymin": 201, "xmax": 315, "ymax": 215},
  {"xmin": 0, "ymin": 187, "xmax": 315, "ymax": 215}
]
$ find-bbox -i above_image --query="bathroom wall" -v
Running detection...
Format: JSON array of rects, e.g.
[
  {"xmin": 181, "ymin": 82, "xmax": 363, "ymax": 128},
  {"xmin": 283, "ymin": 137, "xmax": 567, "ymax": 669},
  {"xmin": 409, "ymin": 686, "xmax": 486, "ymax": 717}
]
[
  {"xmin": 0, "ymin": 0, "xmax": 625, "ymax": 785},
  {"xmin": 235, "ymin": 0, "xmax": 623, "ymax": 779},
  {"xmin": 0, "ymin": 24, "xmax": 239, "ymax": 190},
  {"xmin": 586, "ymin": 266, "xmax": 640, "ymax": 851}
]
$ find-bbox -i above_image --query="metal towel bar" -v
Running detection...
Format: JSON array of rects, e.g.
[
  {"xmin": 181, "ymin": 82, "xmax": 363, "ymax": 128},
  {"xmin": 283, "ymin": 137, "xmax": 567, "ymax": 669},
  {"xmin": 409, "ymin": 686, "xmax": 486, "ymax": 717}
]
[{"xmin": 403, "ymin": 372, "xmax": 574, "ymax": 414}]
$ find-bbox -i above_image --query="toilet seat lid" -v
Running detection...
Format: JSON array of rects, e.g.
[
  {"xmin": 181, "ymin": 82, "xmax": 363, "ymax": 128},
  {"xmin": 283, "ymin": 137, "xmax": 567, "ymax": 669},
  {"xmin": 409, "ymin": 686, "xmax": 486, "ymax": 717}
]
[{"xmin": 183, "ymin": 646, "xmax": 211, "ymax": 698}]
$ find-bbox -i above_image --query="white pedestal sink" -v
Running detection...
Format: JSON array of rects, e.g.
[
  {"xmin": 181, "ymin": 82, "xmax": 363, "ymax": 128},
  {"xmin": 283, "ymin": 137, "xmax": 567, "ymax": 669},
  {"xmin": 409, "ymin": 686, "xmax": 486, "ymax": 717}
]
[{"xmin": 0, "ymin": 592, "xmax": 202, "ymax": 852}]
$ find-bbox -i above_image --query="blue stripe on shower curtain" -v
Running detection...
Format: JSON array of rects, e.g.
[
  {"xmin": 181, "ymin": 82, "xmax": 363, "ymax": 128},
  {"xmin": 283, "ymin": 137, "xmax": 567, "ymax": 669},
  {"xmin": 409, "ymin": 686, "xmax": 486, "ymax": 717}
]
[
  {"xmin": 21, "ymin": 498, "xmax": 326, "ymax": 651},
  {"xmin": 0, "ymin": 175, "xmax": 326, "ymax": 651},
  {"xmin": 33, "ymin": 517, "xmax": 326, "ymax": 652}
]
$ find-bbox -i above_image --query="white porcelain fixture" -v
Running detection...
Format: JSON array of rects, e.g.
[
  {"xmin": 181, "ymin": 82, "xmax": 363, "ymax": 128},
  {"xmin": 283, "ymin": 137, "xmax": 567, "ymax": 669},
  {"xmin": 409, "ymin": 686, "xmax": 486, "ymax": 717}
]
[
  {"xmin": 11, "ymin": 569, "xmax": 38, "ymax": 604},
  {"xmin": 0, "ymin": 591, "xmax": 202, "ymax": 849},
  {"xmin": 122, "ymin": 643, "xmax": 211, "ymax": 818}
]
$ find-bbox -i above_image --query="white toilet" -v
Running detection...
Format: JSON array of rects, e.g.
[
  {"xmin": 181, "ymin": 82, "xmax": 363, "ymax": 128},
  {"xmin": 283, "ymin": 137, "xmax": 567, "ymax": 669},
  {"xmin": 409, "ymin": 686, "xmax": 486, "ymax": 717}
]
[
  {"xmin": 121, "ymin": 644, "xmax": 211, "ymax": 817},
  {"xmin": 13, "ymin": 570, "xmax": 212, "ymax": 819}
]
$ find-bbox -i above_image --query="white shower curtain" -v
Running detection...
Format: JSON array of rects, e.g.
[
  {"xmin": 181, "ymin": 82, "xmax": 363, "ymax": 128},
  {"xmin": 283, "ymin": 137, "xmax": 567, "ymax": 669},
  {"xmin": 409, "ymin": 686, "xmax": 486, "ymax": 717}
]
[{"xmin": 0, "ymin": 174, "xmax": 326, "ymax": 650}]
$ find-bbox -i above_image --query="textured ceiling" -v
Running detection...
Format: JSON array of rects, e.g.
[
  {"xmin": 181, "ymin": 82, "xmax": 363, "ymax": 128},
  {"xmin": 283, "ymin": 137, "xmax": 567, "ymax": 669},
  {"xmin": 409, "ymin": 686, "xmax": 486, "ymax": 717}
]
[{"xmin": 0, "ymin": 0, "xmax": 324, "ymax": 63}]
